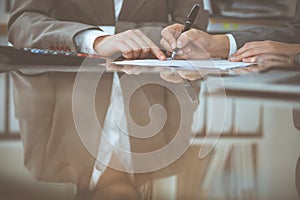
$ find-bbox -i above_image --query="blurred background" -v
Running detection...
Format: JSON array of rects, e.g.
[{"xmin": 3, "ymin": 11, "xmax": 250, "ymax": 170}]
[{"xmin": 0, "ymin": 0, "xmax": 299, "ymax": 199}]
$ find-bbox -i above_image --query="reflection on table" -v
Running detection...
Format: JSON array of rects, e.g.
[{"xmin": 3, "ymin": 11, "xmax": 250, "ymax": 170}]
[{"xmin": 1, "ymin": 60, "xmax": 300, "ymax": 200}]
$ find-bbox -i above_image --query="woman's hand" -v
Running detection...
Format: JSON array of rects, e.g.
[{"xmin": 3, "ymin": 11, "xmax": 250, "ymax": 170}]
[
  {"xmin": 230, "ymin": 41, "xmax": 300, "ymax": 62},
  {"xmin": 94, "ymin": 29, "xmax": 166, "ymax": 60},
  {"xmin": 160, "ymin": 23, "xmax": 230, "ymax": 59}
]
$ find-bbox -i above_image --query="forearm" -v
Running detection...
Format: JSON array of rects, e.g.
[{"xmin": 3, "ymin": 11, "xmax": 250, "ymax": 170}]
[
  {"xmin": 8, "ymin": 0, "xmax": 101, "ymax": 51},
  {"xmin": 9, "ymin": 12, "xmax": 101, "ymax": 51},
  {"xmin": 232, "ymin": 25, "xmax": 300, "ymax": 49}
]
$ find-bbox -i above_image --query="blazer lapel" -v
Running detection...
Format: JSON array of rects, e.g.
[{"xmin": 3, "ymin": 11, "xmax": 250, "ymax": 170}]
[
  {"xmin": 90, "ymin": 0, "xmax": 115, "ymax": 25},
  {"xmin": 119, "ymin": 0, "xmax": 147, "ymax": 21}
]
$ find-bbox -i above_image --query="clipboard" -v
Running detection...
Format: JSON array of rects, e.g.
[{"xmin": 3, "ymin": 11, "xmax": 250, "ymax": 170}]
[{"xmin": 0, "ymin": 45, "xmax": 106, "ymax": 73}]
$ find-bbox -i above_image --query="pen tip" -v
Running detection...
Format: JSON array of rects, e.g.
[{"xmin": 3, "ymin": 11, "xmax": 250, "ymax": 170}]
[{"xmin": 171, "ymin": 52, "xmax": 176, "ymax": 60}]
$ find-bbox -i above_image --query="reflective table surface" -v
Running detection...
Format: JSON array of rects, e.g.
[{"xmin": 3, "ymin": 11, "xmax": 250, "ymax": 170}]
[{"xmin": 0, "ymin": 60, "xmax": 299, "ymax": 200}]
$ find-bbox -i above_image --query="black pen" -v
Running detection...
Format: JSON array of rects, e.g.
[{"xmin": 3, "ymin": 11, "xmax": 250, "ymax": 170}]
[
  {"xmin": 170, "ymin": 4, "xmax": 200, "ymax": 103},
  {"xmin": 171, "ymin": 3, "xmax": 200, "ymax": 60}
]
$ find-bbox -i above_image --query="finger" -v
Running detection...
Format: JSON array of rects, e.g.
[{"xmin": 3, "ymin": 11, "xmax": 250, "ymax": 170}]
[
  {"xmin": 116, "ymin": 43, "xmax": 134, "ymax": 59},
  {"xmin": 177, "ymin": 43, "xmax": 210, "ymax": 60},
  {"xmin": 230, "ymin": 44, "xmax": 259, "ymax": 60},
  {"xmin": 122, "ymin": 65, "xmax": 142, "ymax": 75},
  {"xmin": 177, "ymin": 70, "xmax": 203, "ymax": 81},
  {"xmin": 234, "ymin": 41, "xmax": 265, "ymax": 55},
  {"xmin": 123, "ymin": 39, "xmax": 142, "ymax": 59},
  {"xmin": 233, "ymin": 45, "xmax": 251, "ymax": 57},
  {"xmin": 177, "ymin": 32, "xmax": 193, "ymax": 49},
  {"xmin": 161, "ymin": 28, "xmax": 179, "ymax": 50},
  {"xmin": 160, "ymin": 38, "xmax": 173, "ymax": 52},
  {"xmin": 229, "ymin": 55, "xmax": 243, "ymax": 62},
  {"xmin": 177, "ymin": 45, "xmax": 192, "ymax": 56},
  {"xmin": 230, "ymin": 46, "xmax": 268, "ymax": 62},
  {"xmin": 231, "ymin": 41, "xmax": 268, "ymax": 61},
  {"xmin": 165, "ymin": 51, "xmax": 172, "ymax": 57},
  {"xmin": 160, "ymin": 69, "xmax": 182, "ymax": 83},
  {"xmin": 241, "ymin": 56, "xmax": 259, "ymax": 63},
  {"xmin": 238, "ymin": 46, "xmax": 269, "ymax": 60},
  {"xmin": 151, "ymin": 47, "xmax": 166, "ymax": 60},
  {"xmin": 131, "ymin": 30, "xmax": 151, "ymax": 58},
  {"xmin": 134, "ymin": 29, "xmax": 166, "ymax": 60},
  {"xmin": 144, "ymin": 38, "xmax": 166, "ymax": 60},
  {"xmin": 122, "ymin": 52, "xmax": 134, "ymax": 59}
]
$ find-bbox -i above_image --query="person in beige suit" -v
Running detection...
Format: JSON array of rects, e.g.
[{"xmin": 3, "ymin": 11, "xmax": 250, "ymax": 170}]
[
  {"xmin": 8, "ymin": 0, "xmax": 208, "ymax": 199},
  {"xmin": 9, "ymin": 0, "xmax": 208, "ymax": 59}
]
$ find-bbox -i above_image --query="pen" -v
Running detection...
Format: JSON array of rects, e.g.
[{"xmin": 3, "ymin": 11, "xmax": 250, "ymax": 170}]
[
  {"xmin": 170, "ymin": 4, "xmax": 200, "ymax": 102},
  {"xmin": 182, "ymin": 78, "xmax": 198, "ymax": 103},
  {"xmin": 170, "ymin": 68, "xmax": 198, "ymax": 103},
  {"xmin": 171, "ymin": 3, "xmax": 200, "ymax": 60}
]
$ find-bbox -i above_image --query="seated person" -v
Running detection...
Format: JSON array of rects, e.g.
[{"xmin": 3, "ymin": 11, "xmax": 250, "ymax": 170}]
[
  {"xmin": 160, "ymin": 0, "xmax": 300, "ymax": 62},
  {"xmin": 160, "ymin": 1, "xmax": 300, "ymax": 153}
]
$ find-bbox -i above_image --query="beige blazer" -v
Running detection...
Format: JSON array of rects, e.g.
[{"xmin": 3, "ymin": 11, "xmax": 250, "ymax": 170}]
[
  {"xmin": 232, "ymin": 0, "xmax": 300, "ymax": 48},
  {"xmin": 9, "ymin": 0, "xmax": 206, "ymax": 191},
  {"xmin": 8, "ymin": 0, "xmax": 208, "ymax": 51}
]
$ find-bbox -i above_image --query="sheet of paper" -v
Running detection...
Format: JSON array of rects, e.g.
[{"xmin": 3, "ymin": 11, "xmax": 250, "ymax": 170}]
[{"xmin": 113, "ymin": 59, "xmax": 252, "ymax": 70}]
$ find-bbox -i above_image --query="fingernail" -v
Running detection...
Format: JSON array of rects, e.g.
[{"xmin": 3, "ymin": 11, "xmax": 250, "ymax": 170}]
[
  {"xmin": 160, "ymin": 55, "xmax": 165, "ymax": 60},
  {"xmin": 177, "ymin": 41, "xmax": 183, "ymax": 48},
  {"xmin": 250, "ymin": 57, "xmax": 256, "ymax": 63}
]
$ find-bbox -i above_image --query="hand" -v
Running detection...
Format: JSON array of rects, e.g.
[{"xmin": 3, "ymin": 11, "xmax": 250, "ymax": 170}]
[
  {"xmin": 230, "ymin": 41, "xmax": 300, "ymax": 62},
  {"xmin": 94, "ymin": 29, "xmax": 166, "ymax": 60},
  {"xmin": 160, "ymin": 23, "xmax": 230, "ymax": 59}
]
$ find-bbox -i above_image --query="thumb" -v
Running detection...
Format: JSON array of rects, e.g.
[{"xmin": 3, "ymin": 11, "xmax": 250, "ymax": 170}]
[{"xmin": 177, "ymin": 32, "xmax": 192, "ymax": 48}]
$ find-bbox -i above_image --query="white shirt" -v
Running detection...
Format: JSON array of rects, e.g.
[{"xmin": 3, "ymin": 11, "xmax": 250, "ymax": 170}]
[
  {"xmin": 76, "ymin": 0, "xmax": 131, "ymax": 190},
  {"xmin": 74, "ymin": 0, "xmax": 238, "ymax": 57},
  {"xmin": 74, "ymin": 0, "xmax": 124, "ymax": 54},
  {"xmin": 226, "ymin": 34, "xmax": 238, "ymax": 57},
  {"xmin": 74, "ymin": 0, "xmax": 237, "ymax": 190}
]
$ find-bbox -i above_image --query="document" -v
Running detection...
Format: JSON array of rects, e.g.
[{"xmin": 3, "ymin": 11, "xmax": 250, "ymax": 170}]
[{"xmin": 113, "ymin": 59, "xmax": 252, "ymax": 70}]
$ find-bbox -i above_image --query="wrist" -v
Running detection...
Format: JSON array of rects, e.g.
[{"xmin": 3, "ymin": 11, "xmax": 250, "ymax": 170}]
[
  {"xmin": 93, "ymin": 35, "xmax": 109, "ymax": 50},
  {"xmin": 210, "ymin": 35, "xmax": 230, "ymax": 59}
]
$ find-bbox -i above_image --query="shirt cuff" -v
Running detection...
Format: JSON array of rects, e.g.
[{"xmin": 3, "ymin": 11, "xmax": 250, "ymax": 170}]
[
  {"xmin": 74, "ymin": 29, "xmax": 111, "ymax": 54},
  {"xmin": 226, "ymin": 34, "xmax": 238, "ymax": 57},
  {"xmin": 99, "ymin": 26, "xmax": 116, "ymax": 35}
]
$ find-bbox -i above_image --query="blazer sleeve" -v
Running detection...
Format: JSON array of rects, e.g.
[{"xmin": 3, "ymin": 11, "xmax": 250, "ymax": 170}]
[
  {"xmin": 8, "ymin": 0, "xmax": 101, "ymax": 51},
  {"xmin": 231, "ymin": 0, "xmax": 300, "ymax": 49}
]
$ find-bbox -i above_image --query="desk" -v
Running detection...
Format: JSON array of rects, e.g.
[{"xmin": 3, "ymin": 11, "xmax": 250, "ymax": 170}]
[{"xmin": 0, "ymin": 61, "xmax": 300, "ymax": 200}]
